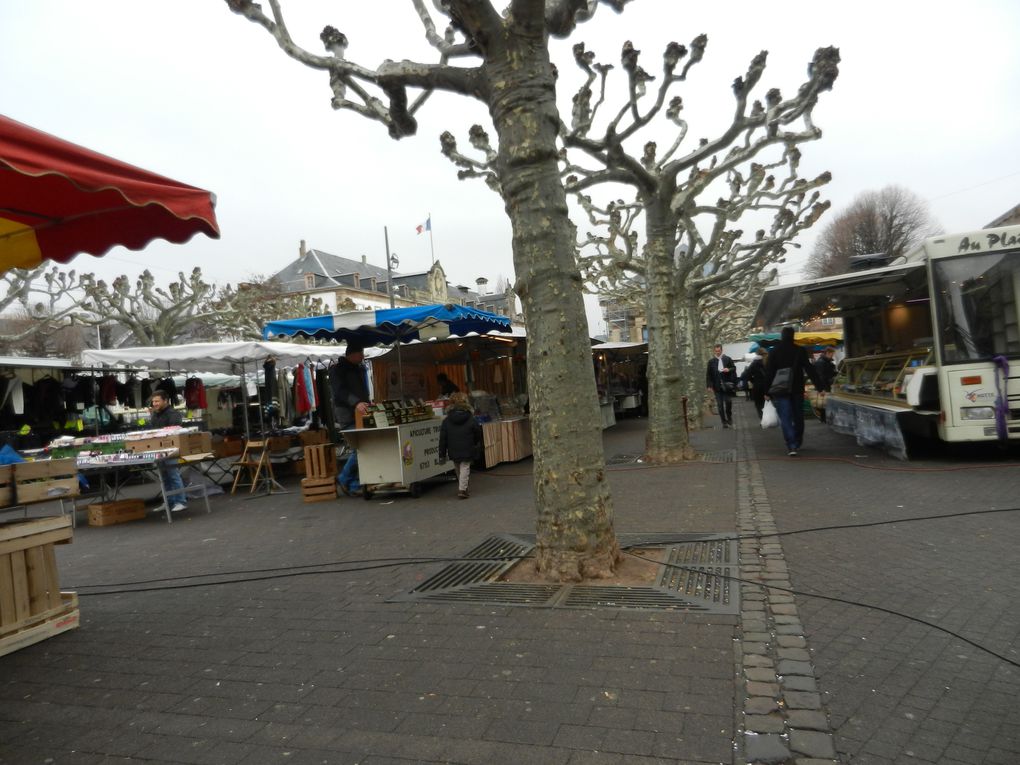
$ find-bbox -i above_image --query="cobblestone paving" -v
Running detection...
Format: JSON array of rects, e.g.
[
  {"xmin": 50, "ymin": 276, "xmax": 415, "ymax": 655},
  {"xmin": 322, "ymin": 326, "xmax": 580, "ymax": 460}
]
[
  {"xmin": 0, "ymin": 419, "xmax": 742, "ymax": 765},
  {"xmin": 748, "ymin": 404, "xmax": 1020, "ymax": 764}
]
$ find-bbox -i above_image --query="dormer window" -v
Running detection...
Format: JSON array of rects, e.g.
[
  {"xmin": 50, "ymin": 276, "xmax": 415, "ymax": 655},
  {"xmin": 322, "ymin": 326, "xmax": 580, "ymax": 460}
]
[{"xmin": 304, "ymin": 274, "xmax": 315, "ymax": 289}]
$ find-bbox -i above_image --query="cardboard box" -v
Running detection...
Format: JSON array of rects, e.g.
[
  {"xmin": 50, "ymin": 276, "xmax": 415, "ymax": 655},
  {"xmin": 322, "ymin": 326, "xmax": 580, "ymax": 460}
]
[
  {"xmin": 87, "ymin": 499, "xmax": 146, "ymax": 527},
  {"xmin": 124, "ymin": 432, "xmax": 211, "ymax": 457}
]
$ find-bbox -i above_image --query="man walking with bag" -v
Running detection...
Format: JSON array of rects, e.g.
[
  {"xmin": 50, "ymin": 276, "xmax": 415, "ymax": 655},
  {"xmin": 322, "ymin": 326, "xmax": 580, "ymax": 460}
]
[
  {"xmin": 764, "ymin": 327, "xmax": 822, "ymax": 455},
  {"xmin": 705, "ymin": 343, "xmax": 738, "ymax": 428}
]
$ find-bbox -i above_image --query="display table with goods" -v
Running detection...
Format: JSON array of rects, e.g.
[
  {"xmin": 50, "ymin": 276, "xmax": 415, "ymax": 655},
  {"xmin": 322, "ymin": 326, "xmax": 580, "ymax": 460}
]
[
  {"xmin": 471, "ymin": 394, "xmax": 533, "ymax": 468},
  {"xmin": 342, "ymin": 400, "xmax": 447, "ymax": 499},
  {"xmin": 29, "ymin": 426, "xmax": 216, "ymax": 525}
]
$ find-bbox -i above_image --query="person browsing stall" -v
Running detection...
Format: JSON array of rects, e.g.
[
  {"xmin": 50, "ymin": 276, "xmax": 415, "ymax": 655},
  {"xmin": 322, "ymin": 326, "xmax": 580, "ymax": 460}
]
[
  {"xmin": 438, "ymin": 392, "xmax": 482, "ymax": 499},
  {"xmin": 764, "ymin": 327, "xmax": 822, "ymax": 456},
  {"xmin": 149, "ymin": 390, "xmax": 187, "ymax": 513}
]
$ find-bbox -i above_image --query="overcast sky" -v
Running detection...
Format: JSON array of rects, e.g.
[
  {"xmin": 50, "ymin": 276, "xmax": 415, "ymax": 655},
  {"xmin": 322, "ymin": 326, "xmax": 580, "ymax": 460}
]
[{"xmin": 4, "ymin": 1, "xmax": 1018, "ymax": 334}]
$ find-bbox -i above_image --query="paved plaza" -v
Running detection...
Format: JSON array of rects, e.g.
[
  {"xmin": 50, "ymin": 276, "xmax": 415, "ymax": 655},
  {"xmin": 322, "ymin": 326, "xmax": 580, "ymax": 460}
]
[{"xmin": 1, "ymin": 400, "xmax": 1018, "ymax": 764}]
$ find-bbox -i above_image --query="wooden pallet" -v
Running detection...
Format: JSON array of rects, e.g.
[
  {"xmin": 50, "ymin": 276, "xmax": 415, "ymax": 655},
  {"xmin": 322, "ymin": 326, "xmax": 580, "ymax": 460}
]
[
  {"xmin": 301, "ymin": 476, "xmax": 336, "ymax": 503},
  {"xmin": 1, "ymin": 517, "xmax": 78, "ymax": 656},
  {"xmin": 304, "ymin": 444, "xmax": 337, "ymax": 479},
  {"xmin": 0, "ymin": 592, "xmax": 78, "ymax": 658},
  {"xmin": 87, "ymin": 499, "xmax": 146, "ymax": 527}
]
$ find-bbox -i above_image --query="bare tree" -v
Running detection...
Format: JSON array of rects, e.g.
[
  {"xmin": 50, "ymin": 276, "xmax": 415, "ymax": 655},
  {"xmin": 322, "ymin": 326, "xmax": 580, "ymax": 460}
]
[
  {"xmin": 805, "ymin": 185, "xmax": 941, "ymax": 278},
  {"xmin": 0, "ymin": 265, "xmax": 85, "ymax": 347},
  {"xmin": 74, "ymin": 268, "xmax": 219, "ymax": 347},
  {"xmin": 204, "ymin": 276, "xmax": 328, "ymax": 341},
  {"xmin": 564, "ymin": 38, "xmax": 837, "ymax": 455},
  {"xmin": 224, "ymin": 0, "xmax": 634, "ymax": 580}
]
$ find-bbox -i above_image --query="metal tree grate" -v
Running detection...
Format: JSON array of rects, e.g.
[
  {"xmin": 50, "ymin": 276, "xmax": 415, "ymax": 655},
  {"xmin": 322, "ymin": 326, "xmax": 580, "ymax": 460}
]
[
  {"xmin": 390, "ymin": 533, "xmax": 739, "ymax": 614},
  {"xmin": 606, "ymin": 453, "xmax": 643, "ymax": 465},
  {"xmin": 699, "ymin": 449, "xmax": 737, "ymax": 463}
]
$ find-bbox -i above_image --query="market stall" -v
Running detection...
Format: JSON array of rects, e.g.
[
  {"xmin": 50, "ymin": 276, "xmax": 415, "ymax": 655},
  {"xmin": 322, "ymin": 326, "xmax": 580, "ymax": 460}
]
[
  {"xmin": 592, "ymin": 341, "xmax": 648, "ymax": 425},
  {"xmin": 263, "ymin": 305, "xmax": 517, "ymax": 492},
  {"xmin": 0, "ymin": 113, "xmax": 219, "ymax": 654}
]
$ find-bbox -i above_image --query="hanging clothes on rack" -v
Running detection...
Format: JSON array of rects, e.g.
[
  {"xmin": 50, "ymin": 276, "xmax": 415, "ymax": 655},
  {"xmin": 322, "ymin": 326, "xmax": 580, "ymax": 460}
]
[
  {"xmin": 155, "ymin": 376, "xmax": 180, "ymax": 406},
  {"xmin": 184, "ymin": 377, "xmax": 208, "ymax": 410},
  {"xmin": 294, "ymin": 363, "xmax": 313, "ymax": 415},
  {"xmin": 303, "ymin": 362, "xmax": 317, "ymax": 411}
]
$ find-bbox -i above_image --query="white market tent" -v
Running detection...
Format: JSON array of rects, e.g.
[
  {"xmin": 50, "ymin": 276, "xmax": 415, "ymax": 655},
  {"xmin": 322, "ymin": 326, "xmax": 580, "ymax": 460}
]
[
  {"xmin": 81, "ymin": 340, "xmax": 385, "ymax": 438},
  {"xmin": 81, "ymin": 340, "xmax": 383, "ymax": 374}
]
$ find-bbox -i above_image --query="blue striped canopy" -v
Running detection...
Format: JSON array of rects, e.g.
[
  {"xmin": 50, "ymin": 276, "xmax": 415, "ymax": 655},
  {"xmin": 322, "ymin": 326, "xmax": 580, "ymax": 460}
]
[{"xmin": 263, "ymin": 303, "xmax": 512, "ymax": 345}]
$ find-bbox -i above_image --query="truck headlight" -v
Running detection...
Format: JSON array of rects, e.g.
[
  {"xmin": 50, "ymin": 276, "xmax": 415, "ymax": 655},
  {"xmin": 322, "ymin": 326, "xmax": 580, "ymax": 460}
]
[{"xmin": 960, "ymin": 406, "xmax": 995, "ymax": 420}]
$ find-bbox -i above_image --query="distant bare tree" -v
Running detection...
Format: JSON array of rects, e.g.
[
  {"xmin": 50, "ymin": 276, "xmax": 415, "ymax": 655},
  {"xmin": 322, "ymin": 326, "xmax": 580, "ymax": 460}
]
[
  {"xmin": 805, "ymin": 185, "xmax": 941, "ymax": 278},
  {"xmin": 205, "ymin": 276, "xmax": 327, "ymax": 341}
]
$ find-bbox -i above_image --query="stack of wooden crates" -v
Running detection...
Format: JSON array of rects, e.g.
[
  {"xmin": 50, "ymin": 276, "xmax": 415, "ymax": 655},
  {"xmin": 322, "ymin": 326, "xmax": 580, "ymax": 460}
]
[
  {"xmin": 1, "ymin": 517, "xmax": 78, "ymax": 657},
  {"xmin": 300, "ymin": 444, "xmax": 337, "ymax": 503}
]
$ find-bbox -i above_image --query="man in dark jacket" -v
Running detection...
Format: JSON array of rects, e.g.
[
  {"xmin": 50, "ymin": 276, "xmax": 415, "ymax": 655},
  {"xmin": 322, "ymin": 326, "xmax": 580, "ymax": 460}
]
[
  {"xmin": 764, "ymin": 327, "xmax": 822, "ymax": 456},
  {"xmin": 705, "ymin": 343, "xmax": 738, "ymax": 428},
  {"xmin": 740, "ymin": 348, "xmax": 769, "ymax": 420},
  {"xmin": 332, "ymin": 343, "xmax": 371, "ymax": 496},
  {"xmin": 149, "ymin": 390, "xmax": 187, "ymax": 512},
  {"xmin": 331, "ymin": 343, "xmax": 371, "ymax": 430}
]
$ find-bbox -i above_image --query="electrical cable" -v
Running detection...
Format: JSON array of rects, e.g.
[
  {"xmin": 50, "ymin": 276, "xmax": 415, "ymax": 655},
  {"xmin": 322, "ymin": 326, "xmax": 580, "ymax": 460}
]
[
  {"xmin": 621, "ymin": 548, "xmax": 1020, "ymax": 669},
  {"xmin": 619, "ymin": 505, "xmax": 1020, "ymax": 549}
]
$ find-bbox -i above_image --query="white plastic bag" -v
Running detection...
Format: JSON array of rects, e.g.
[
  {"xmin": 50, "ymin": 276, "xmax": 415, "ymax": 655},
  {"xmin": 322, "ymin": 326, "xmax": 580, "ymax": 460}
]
[{"xmin": 761, "ymin": 400, "xmax": 779, "ymax": 429}]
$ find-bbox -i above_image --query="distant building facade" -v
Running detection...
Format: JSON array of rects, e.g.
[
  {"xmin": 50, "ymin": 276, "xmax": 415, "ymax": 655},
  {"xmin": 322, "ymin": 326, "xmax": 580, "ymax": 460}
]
[{"xmin": 272, "ymin": 241, "xmax": 521, "ymax": 321}]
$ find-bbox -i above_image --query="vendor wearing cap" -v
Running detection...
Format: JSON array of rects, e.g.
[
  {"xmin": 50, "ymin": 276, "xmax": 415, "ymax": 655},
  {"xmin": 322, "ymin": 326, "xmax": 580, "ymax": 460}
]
[
  {"xmin": 331, "ymin": 342, "xmax": 371, "ymax": 430},
  {"xmin": 332, "ymin": 342, "xmax": 371, "ymax": 496}
]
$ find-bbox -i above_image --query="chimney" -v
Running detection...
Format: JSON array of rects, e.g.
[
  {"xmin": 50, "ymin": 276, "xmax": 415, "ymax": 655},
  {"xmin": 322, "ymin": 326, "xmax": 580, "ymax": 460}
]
[
  {"xmin": 475, "ymin": 277, "xmax": 488, "ymax": 295},
  {"xmin": 361, "ymin": 254, "xmax": 367, "ymax": 265},
  {"xmin": 299, "ymin": 239, "xmax": 307, "ymax": 258}
]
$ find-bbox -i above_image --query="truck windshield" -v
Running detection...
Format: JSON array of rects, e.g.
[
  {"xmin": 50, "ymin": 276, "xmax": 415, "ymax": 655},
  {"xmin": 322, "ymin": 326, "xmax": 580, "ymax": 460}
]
[{"xmin": 932, "ymin": 249, "xmax": 1020, "ymax": 363}]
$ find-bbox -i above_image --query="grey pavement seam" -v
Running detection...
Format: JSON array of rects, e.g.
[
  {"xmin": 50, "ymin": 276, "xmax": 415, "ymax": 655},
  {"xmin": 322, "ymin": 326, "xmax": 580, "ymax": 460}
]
[{"xmin": 734, "ymin": 411, "xmax": 838, "ymax": 765}]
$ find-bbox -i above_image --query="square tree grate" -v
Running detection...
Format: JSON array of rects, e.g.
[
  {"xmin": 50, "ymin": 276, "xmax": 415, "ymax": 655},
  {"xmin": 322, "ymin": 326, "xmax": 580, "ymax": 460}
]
[{"xmin": 389, "ymin": 532, "xmax": 739, "ymax": 614}]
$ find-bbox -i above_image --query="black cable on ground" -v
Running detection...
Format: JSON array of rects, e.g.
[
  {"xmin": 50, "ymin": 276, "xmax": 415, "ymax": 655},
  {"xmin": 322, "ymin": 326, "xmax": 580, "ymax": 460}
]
[
  {"xmin": 621, "ymin": 548, "xmax": 1020, "ymax": 670},
  {"xmin": 619, "ymin": 505, "xmax": 1020, "ymax": 549}
]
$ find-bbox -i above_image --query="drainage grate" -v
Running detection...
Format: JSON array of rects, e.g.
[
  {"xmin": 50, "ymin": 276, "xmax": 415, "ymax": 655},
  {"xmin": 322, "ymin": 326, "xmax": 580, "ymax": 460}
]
[
  {"xmin": 390, "ymin": 532, "xmax": 739, "ymax": 614},
  {"xmin": 606, "ymin": 453, "xmax": 643, "ymax": 465},
  {"xmin": 699, "ymin": 449, "xmax": 737, "ymax": 463}
]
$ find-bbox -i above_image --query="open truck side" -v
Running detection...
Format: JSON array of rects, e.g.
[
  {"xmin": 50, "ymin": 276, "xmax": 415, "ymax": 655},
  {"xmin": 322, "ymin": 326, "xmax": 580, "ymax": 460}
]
[{"xmin": 755, "ymin": 224, "xmax": 1020, "ymax": 458}]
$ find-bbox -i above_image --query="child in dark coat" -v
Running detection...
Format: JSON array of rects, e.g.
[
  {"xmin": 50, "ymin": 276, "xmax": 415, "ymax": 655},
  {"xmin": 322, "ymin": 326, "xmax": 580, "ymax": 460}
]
[{"xmin": 438, "ymin": 392, "xmax": 482, "ymax": 499}]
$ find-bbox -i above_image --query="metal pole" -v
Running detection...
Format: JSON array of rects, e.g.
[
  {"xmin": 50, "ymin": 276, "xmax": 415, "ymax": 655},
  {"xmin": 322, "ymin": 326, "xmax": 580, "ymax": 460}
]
[
  {"xmin": 384, "ymin": 226, "xmax": 395, "ymax": 309},
  {"xmin": 428, "ymin": 212, "xmax": 435, "ymax": 265}
]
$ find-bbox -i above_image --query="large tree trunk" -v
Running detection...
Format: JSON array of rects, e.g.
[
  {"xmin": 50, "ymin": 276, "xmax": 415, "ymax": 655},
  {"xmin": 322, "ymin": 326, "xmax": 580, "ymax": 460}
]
[
  {"xmin": 676, "ymin": 288, "xmax": 706, "ymax": 431},
  {"xmin": 643, "ymin": 203, "xmax": 695, "ymax": 462},
  {"xmin": 486, "ymin": 30, "xmax": 619, "ymax": 581}
]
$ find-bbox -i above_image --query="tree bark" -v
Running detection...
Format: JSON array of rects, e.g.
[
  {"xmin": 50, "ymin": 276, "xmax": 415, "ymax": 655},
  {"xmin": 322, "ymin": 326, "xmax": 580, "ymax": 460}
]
[
  {"xmin": 486, "ymin": 28, "xmax": 618, "ymax": 581},
  {"xmin": 676, "ymin": 288, "xmax": 706, "ymax": 431},
  {"xmin": 642, "ymin": 199, "xmax": 696, "ymax": 462}
]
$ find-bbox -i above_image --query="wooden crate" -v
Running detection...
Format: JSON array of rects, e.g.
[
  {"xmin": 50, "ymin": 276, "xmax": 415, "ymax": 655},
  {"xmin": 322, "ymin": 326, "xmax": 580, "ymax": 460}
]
[
  {"xmin": 1, "ymin": 517, "xmax": 78, "ymax": 657},
  {"xmin": 301, "ymin": 476, "xmax": 336, "ymax": 503},
  {"xmin": 267, "ymin": 435, "xmax": 295, "ymax": 453},
  {"xmin": 299, "ymin": 429, "xmax": 329, "ymax": 447},
  {"xmin": 87, "ymin": 499, "xmax": 146, "ymax": 527},
  {"xmin": 0, "ymin": 459, "xmax": 79, "ymax": 507},
  {"xmin": 213, "ymin": 436, "xmax": 244, "ymax": 458},
  {"xmin": 304, "ymin": 444, "xmax": 336, "ymax": 479}
]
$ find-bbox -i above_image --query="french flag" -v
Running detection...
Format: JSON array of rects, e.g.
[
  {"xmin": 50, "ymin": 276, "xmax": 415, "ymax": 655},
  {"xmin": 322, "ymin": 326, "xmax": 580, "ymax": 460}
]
[{"xmin": 415, "ymin": 217, "xmax": 431, "ymax": 235}]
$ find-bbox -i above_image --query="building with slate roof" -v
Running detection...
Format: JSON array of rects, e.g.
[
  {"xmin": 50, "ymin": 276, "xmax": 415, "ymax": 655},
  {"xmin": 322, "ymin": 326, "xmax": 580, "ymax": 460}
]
[{"xmin": 272, "ymin": 241, "xmax": 521, "ymax": 322}]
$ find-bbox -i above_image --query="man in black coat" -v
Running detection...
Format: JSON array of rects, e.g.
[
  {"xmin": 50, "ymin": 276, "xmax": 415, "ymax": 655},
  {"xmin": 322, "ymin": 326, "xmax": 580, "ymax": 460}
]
[
  {"xmin": 764, "ymin": 327, "xmax": 822, "ymax": 456},
  {"xmin": 705, "ymin": 343, "xmax": 738, "ymax": 428},
  {"xmin": 149, "ymin": 390, "xmax": 187, "ymax": 512},
  {"xmin": 331, "ymin": 343, "xmax": 370, "ymax": 430}
]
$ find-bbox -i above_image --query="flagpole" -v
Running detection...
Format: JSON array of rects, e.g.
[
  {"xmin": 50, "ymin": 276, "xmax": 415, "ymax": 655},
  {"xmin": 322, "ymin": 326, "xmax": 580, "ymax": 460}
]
[{"xmin": 428, "ymin": 212, "xmax": 435, "ymax": 265}]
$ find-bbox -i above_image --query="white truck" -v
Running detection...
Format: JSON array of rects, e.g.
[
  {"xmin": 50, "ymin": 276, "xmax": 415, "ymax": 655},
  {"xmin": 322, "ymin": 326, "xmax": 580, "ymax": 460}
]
[{"xmin": 755, "ymin": 224, "xmax": 1020, "ymax": 458}]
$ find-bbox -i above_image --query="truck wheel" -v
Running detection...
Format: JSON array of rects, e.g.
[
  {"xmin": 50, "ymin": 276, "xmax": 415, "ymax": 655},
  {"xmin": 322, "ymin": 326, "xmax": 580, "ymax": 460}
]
[
  {"xmin": 409, "ymin": 482, "xmax": 422, "ymax": 498},
  {"xmin": 362, "ymin": 488, "xmax": 373, "ymax": 500}
]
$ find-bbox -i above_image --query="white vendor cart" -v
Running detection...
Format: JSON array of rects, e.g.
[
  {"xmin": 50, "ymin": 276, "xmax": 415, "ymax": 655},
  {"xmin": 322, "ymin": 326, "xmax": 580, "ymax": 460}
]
[{"xmin": 341, "ymin": 418, "xmax": 450, "ymax": 499}]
